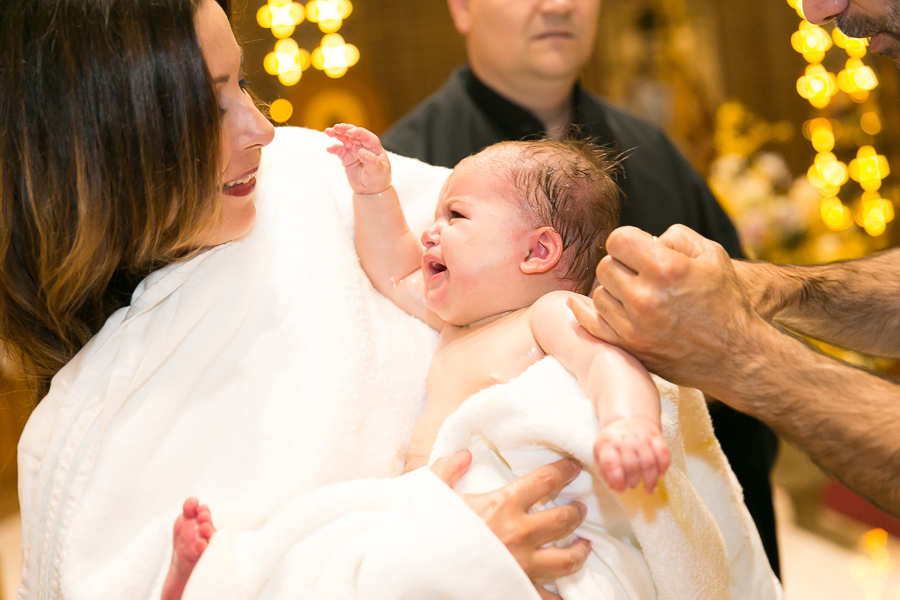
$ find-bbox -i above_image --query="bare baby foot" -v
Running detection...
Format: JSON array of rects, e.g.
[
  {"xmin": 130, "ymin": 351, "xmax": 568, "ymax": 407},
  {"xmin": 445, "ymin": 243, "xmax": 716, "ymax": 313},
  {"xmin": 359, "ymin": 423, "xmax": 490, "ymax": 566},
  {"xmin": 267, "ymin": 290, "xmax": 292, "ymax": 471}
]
[{"xmin": 161, "ymin": 497, "xmax": 216, "ymax": 600}]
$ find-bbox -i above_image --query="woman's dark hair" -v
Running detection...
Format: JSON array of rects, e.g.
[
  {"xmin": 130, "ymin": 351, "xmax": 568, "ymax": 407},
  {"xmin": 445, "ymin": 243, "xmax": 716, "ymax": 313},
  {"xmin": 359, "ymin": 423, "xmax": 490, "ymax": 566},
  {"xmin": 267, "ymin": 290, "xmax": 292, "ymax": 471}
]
[{"xmin": 0, "ymin": 0, "xmax": 225, "ymax": 403}]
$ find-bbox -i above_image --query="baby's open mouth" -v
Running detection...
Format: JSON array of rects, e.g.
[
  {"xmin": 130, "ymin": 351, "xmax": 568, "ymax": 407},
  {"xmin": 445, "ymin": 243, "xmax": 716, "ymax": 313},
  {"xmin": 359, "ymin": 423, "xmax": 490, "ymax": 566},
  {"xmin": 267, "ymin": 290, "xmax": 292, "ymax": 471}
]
[{"xmin": 424, "ymin": 260, "xmax": 447, "ymax": 278}]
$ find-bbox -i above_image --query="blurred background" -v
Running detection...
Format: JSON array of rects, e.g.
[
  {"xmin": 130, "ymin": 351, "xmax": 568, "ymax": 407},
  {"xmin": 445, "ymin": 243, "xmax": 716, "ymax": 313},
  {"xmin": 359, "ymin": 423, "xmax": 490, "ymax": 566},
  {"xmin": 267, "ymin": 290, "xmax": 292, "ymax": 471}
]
[{"xmin": 3, "ymin": 0, "xmax": 900, "ymax": 597}]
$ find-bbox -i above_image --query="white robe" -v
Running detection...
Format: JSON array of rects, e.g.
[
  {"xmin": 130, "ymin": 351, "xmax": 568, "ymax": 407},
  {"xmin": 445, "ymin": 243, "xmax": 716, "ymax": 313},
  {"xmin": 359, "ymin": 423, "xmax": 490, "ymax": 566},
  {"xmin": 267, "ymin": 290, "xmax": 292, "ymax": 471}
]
[{"xmin": 17, "ymin": 127, "xmax": 539, "ymax": 599}]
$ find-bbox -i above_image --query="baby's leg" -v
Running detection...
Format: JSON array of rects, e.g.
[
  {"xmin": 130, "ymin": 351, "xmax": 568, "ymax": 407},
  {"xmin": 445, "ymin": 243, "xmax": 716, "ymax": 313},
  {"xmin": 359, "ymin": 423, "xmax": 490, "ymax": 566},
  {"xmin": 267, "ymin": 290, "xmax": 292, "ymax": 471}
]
[{"xmin": 161, "ymin": 497, "xmax": 216, "ymax": 600}]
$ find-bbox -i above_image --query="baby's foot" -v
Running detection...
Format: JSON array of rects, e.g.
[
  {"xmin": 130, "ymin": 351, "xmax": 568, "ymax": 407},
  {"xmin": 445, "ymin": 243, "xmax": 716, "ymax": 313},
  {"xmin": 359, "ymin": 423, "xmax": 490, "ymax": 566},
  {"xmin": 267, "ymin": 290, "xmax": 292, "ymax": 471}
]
[
  {"xmin": 594, "ymin": 417, "xmax": 670, "ymax": 494},
  {"xmin": 161, "ymin": 498, "xmax": 216, "ymax": 600}
]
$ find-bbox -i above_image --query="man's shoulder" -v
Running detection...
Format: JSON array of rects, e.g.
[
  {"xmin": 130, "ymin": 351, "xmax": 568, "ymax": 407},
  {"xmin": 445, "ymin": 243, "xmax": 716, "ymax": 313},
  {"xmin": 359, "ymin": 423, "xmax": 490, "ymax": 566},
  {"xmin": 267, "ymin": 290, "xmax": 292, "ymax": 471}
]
[
  {"xmin": 382, "ymin": 69, "xmax": 478, "ymax": 159},
  {"xmin": 581, "ymin": 92, "xmax": 675, "ymax": 156}
]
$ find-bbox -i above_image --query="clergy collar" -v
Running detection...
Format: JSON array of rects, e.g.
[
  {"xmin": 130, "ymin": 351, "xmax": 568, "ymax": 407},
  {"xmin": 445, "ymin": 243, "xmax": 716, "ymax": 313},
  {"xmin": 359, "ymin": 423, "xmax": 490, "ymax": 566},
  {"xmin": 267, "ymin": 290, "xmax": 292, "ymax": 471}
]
[{"xmin": 462, "ymin": 66, "xmax": 582, "ymax": 140}]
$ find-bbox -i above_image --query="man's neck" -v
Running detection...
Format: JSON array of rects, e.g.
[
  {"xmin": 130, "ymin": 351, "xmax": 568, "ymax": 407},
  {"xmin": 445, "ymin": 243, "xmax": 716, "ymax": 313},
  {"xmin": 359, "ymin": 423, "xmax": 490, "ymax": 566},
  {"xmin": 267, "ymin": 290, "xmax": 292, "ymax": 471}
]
[{"xmin": 469, "ymin": 62, "xmax": 576, "ymax": 137}]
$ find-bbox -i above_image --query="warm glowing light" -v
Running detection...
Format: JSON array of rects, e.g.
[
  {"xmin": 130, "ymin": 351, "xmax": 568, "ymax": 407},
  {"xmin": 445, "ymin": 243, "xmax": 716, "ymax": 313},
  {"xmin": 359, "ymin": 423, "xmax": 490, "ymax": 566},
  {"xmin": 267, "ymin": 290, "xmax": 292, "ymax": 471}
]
[
  {"xmin": 797, "ymin": 64, "xmax": 838, "ymax": 107},
  {"xmin": 792, "ymin": 21, "xmax": 833, "ymax": 63},
  {"xmin": 269, "ymin": 98, "xmax": 294, "ymax": 123},
  {"xmin": 264, "ymin": 38, "xmax": 311, "ymax": 86},
  {"xmin": 808, "ymin": 152, "xmax": 849, "ymax": 192},
  {"xmin": 849, "ymin": 145, "xmax": 890, "ymax": 191},
  {"xmin": 807, "ymin": 118, "xmax": 835, "ymax": 152},
  {"xmin": 820, "ymin": 197, "xmax": 853, "ymax": 230},
  {"xmin": 311, "ymin": 33, "xmax": 359, "ymax": 78},
  {"xmin": 860, "ymin": 112, "xmax": 882, "ymax": 135},
  {"xmin": 306, "ymin": 0, "xmax": 353, "ymax": 33},
  {"xmin": 786, "ymin": 0, "xmax": 805, "ymax": 19},
  {"xmin": 856, "ymin": 191, "xmax": 894, "ymax": 236},
  {"xmin": 257, "ymin": 0, "xmax": 305, "ymax": 39},
  {"xmin": 837, "ymin": 58, "xmax": 878, "ymax": 102},
  {"xmin": 832, "ymin": 27, "xmax": 869, "ymax": 58}
]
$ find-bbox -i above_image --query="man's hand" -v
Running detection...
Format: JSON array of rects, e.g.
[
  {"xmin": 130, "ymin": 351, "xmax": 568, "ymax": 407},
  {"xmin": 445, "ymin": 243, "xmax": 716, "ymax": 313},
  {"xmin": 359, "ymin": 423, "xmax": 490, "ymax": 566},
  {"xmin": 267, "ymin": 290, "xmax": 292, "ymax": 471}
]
[
  {"xmin": 325, "ymin": 123, "xmax": 392, "ymax": 195},
  {"xmin": 569, "ymin": 225, "xmax": 763, "ymax": 394},
  {"xmin": 431, "ymin": 452, "xmax": 591, "ymax": 583}
]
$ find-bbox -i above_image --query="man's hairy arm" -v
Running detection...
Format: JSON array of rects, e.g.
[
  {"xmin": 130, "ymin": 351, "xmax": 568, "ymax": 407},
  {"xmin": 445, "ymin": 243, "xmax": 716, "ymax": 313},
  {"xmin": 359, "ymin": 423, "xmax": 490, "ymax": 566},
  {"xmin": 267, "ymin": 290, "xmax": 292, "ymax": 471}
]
[
  {"xmin": 736, "ymin": 249, "xmax": 900, "ymax": 357},
  {"xmin": 570, "ymin": 225, "xmax": 900, "ymax": 516},
  {"xmin": 712, "ymin": 316, "xmax": 900, "ymax": 516}
]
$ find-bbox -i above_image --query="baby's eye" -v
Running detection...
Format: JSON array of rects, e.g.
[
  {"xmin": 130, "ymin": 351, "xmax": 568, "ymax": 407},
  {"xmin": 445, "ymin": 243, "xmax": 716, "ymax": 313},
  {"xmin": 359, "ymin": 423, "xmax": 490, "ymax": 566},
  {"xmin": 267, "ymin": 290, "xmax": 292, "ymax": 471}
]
[{"xmin": 449, "ymin": 210, "xmax": 465, "ymax": 220}]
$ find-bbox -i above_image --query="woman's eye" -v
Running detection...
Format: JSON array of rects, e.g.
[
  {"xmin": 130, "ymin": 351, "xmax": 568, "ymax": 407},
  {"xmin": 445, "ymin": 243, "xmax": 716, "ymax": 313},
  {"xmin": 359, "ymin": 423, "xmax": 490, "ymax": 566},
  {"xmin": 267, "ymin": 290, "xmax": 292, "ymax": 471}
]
[{"xmin": 239, "ymin": 78, "xmax": 252, "ymax": 93}]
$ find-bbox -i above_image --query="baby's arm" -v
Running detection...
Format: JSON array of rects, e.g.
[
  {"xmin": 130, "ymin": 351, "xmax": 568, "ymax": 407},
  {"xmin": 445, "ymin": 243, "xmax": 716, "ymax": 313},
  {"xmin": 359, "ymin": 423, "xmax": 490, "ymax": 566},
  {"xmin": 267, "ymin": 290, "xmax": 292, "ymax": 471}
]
[
  {"xmin": 530, "ymin": 291, "xmax": 670, "ymax": 493},
  {"xmin": 326, "ymin": 124, "xmax": 439, "ymax": 328}
]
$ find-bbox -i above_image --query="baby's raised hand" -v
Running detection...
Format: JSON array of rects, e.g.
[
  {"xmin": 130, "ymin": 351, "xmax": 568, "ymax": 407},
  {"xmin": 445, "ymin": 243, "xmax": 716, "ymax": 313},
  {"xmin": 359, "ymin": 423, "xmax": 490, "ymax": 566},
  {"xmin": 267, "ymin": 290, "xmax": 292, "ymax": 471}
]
[
  {"xmin": 594, "ymin": 417, "xmax": 670, "ymax": 494},
  {"xmin": 326, "ymin": 123, "xmax": 392, "ymax": 195}
]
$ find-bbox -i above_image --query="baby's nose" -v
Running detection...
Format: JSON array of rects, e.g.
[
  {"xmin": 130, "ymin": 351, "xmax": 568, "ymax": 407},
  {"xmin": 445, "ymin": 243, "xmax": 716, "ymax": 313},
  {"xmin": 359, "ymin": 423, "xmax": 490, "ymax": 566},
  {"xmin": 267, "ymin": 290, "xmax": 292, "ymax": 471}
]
[{"xmin": 421, "ymin": 226, "xmax": 439, "ymax": 248}]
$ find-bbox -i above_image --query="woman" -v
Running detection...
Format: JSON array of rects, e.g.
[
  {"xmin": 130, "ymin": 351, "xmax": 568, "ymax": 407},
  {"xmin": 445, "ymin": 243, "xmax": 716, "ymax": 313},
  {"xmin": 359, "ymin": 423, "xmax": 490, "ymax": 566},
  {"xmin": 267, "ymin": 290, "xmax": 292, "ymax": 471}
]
[{"xmin": 1, "ymin": 0, "xmax": 589, "ymax": 597}]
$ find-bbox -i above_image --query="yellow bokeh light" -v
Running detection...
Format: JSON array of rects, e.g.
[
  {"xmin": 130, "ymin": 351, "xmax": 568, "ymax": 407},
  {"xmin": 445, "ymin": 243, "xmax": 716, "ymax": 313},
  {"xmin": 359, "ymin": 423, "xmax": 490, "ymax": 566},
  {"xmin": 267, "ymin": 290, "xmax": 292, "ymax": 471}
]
[
  {"xmin": 786, "ymin": 0, "xmax": 805, "ymax": 19},
  {"xmin": 808, "ymin": 152, "xmax": 849, "ymax": 191},
  {"xmin": 257, "ymin": 0, "xmax": 305, "ymax": 39},
  {"xmin": 849, "ymin": 145, "xmax": 890, "ymax": 190},
  {"xmin": 792, "ymin": 21, "xmax": 833, "ymax": 63},
  {"xmin": 306, "ymin": 0, "xmax": 353, "ymax": 33},
  {"xmin": 838, "ymin": 58, "xmax": 879, "ymax": 98},
  {"xmin": 821, "ymin": 197, "xmax": 854, "ymax": 230},
  {"xmin": 833, "ymin": 27, "xmax": 869, "ymax": 58},
  {"xmin": 808, "ymin": 118, "xmax": 835, "ymax": 152},
  {"xmin": 797, "ymin": 64, "xmax": 838, "ymax": 107},
  {"xmin": 269, "ymin": 98, "xmax": 294, "ymax": 123},
  {"xmin": 861, "ymin": 112, "xmax": 882, "ymax": 135},
  {"xmin": 855, "ymin": 192, "xmax": 894, "ymax": 236},
  {"xmin": 311, "ymin": 33, "xmax": 359, "ymax": 78},
  {"xmin": 264, "ymin": 38, "xmax": 311, "ymax": 86}
]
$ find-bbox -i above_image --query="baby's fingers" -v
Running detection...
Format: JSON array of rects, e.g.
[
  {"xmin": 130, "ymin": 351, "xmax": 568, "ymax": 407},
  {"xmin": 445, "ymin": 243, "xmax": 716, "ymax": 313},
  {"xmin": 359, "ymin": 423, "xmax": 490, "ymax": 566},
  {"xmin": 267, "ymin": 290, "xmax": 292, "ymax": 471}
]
[
  {"xmin": 596, "ymin": 443, "xmax": 625, "ymax": 492},
  {"xmin": 652, "ymin": 436, "xmax": 671, "ymax": 477},
  {"xmin": 621, "ymin": 447, "xmax": 642, "ymax": 490},
  {"xmin": 636, "ymin": 442, "xmax": 660, "ymax": 493}
]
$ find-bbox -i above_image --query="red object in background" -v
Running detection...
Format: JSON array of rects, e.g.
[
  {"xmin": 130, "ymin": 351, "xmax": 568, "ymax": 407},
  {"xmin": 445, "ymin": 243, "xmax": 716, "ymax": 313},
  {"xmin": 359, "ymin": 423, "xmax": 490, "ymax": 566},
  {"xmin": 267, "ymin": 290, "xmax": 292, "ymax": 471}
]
[{"xmin": 822, "ymin": 481, "xmax": 900, "ymax": 538}]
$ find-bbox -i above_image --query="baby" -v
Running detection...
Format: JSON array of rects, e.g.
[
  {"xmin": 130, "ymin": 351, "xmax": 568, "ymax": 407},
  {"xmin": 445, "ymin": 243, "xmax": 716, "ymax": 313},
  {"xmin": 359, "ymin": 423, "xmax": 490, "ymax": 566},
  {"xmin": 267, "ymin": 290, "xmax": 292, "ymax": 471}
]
[
  {"xmin": 160, "ymin": 126, "xmax": 670, "ymax": 600},
  {"xmin": 326, "ymin": 123, "xmax": 669, "ymax": 483}
]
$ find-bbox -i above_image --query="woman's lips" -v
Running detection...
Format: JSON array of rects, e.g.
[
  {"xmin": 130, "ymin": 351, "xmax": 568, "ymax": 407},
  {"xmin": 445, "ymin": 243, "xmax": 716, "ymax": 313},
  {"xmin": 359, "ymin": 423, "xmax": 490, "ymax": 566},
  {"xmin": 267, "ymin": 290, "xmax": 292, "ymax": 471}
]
[{"xmin": 223, "ymin": 169, "xmax": 258, "ymax": 197}]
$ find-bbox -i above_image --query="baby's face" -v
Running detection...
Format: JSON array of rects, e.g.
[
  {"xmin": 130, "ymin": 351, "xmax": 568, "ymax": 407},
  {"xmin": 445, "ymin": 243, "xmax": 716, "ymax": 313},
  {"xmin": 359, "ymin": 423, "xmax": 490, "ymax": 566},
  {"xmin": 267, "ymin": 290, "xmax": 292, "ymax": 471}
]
[{"xmin": 421, "ymin": 156, "xmax": 537, "ymax": 326}]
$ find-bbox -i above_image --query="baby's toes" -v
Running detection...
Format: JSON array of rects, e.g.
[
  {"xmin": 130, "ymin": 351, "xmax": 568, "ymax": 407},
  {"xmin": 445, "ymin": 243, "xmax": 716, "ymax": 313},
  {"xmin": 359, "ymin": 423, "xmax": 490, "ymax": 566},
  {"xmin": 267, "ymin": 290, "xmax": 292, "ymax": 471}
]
[{"xmin": 182, "ymin": 497, "xmax": 200, "ymax": 519}]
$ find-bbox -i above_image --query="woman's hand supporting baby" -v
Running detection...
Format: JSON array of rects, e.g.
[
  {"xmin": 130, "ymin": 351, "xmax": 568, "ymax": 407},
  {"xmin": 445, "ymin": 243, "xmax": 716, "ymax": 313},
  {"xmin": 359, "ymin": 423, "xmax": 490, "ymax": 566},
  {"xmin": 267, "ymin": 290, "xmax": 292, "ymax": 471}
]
[{"xmin": 432, "ymin": 450, "xmax": 591, "ymax": 589}]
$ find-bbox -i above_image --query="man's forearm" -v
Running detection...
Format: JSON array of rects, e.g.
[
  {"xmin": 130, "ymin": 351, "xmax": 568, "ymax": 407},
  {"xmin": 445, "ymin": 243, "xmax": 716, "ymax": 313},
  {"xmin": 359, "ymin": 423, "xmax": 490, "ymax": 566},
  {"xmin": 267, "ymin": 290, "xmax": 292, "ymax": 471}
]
[
  {"xmin": 713, "ymin": 318, "xmax": 900, "ymax": 516},
  {"xmin": 738, "ymin": 249, "xmax": 900, "ymax": 357}
]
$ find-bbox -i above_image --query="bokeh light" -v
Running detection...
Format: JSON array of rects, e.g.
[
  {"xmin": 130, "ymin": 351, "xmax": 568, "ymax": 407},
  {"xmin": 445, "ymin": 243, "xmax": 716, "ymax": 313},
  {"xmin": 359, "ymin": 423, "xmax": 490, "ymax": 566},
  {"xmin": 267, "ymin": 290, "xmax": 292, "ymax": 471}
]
[
  {"xmin": 264, "ymin": 38, "xmax": 311, "ymax": 86},
  {"xmin": 306, "ymin": 0, "xmax": 353, "ymax": 33},
  {"xmin": 311, "ymin": 33, "xmax": 359, "ymax": 78},
  {"xmin": 269, "ymin": 99, "xmax": 294, "ymax": 123},
  {"xmin": 257, "ymin": 0, "xmax": 305, "ymax": 39}
]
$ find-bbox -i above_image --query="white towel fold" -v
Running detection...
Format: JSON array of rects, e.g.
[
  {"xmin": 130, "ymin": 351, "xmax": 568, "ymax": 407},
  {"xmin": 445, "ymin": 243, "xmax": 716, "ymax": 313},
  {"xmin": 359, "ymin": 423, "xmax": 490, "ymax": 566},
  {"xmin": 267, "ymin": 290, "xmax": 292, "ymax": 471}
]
[{"xmin": 430, "ymin": 356, "xmax": 783, "ymax": 600}]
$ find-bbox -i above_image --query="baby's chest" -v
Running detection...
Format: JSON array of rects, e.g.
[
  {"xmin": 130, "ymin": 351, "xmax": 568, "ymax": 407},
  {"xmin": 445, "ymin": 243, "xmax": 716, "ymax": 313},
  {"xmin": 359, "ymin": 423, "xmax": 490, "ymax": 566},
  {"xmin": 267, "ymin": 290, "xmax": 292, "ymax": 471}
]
[{"xmin": 427, "ymin": 323, "xmax": 544, "ymax": 404}]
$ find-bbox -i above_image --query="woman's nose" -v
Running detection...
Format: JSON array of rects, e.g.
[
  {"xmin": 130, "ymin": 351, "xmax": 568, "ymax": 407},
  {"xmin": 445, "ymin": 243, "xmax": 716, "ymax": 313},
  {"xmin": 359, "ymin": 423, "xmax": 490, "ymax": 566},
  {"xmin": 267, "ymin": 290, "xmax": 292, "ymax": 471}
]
[
  {"xmin": 802, "ymin": 0, "xmax": 848, "ymax": 24},
  {"xmin": 242, "ymin": 98, "xmax": 276, "ymax": 150}
]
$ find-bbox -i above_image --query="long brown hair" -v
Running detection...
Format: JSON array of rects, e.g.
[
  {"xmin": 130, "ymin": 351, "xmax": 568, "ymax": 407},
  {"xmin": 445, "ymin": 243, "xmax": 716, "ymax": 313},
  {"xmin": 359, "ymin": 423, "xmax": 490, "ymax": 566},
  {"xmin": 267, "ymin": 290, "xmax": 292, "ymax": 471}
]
[{"xmin": 0, "ymin": 0, "xmax": 227, "ymax": 403}]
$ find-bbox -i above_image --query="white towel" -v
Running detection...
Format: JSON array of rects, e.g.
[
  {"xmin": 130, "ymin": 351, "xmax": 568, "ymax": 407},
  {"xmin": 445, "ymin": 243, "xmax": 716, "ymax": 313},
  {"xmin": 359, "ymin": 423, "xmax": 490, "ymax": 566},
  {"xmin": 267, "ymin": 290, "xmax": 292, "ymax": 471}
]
[
  {"xmin": 17, "ymin": 127, "xmax": 540, "ymax": 599},
  {"xmin": 430, "ymin": 357, "xmax": 784, "ymax": 600}
]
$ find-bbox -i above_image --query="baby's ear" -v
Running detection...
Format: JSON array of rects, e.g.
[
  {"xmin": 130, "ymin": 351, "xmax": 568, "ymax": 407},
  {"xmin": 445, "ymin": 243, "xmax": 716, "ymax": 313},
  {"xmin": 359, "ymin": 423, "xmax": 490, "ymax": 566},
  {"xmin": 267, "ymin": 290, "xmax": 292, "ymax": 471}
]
[{"xmin": 520, "ymin": 227, "xmax": 564, "ymax": 275}]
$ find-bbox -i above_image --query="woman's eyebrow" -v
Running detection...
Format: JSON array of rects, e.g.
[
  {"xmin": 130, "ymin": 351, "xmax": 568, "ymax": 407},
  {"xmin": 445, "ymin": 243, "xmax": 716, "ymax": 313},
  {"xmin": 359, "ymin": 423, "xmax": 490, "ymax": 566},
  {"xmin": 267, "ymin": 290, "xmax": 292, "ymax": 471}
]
[{"xmin": 212, "ymin": 50, "xmax": 244, "ymax": 85}]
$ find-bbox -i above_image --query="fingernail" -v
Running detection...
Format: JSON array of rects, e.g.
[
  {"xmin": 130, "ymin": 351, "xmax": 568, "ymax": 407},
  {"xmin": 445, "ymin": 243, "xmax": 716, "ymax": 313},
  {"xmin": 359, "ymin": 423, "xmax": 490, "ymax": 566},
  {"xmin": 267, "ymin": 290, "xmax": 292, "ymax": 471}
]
[{"xmin": 576, "ymin": 501, "xmax": 587, "ymax": 518}]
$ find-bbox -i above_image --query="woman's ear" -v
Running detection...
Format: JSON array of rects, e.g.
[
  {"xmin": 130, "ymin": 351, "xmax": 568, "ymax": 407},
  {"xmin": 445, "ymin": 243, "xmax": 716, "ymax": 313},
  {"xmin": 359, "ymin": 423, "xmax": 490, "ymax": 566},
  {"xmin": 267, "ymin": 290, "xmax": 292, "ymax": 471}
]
[{"xmin": 520, "ymin": 227, "xmax": 564, "ymax": 275}]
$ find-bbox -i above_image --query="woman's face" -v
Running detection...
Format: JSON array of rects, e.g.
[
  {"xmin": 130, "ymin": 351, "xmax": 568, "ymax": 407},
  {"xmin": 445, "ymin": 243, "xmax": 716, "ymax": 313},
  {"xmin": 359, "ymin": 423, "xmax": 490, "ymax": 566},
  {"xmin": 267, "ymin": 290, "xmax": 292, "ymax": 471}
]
[{"xmin": 194, "ymin": 0, "xmax": 275, "ymax": 247}]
